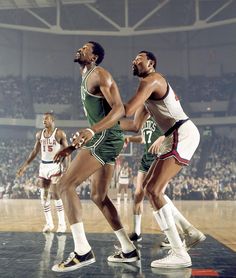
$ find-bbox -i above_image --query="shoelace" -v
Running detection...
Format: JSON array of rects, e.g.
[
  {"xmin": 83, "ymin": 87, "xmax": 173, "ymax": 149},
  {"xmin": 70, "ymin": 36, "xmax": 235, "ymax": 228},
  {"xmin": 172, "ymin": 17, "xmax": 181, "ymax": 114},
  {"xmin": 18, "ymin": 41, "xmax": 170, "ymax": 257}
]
[
  {"xmin": 114, "ymin": 249, "xmax": 123, "ymax": 256},
  {"xmin": 114, "ymin": 244, "xmax": 122, "ymax": 251},
  {"xmin": 63, "ymin": 252, "xmax": 75, "ymax": 265}
]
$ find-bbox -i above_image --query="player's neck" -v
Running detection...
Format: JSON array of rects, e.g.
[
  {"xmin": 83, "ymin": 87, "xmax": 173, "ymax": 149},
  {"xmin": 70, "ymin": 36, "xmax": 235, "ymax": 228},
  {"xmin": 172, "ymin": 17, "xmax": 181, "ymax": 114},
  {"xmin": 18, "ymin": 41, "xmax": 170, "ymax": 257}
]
[
  {"xmin": 81, "ymin": 63, "xmax": 96, "ymax": 76},
  {"xmin": 45, "ymin": 126, "xmax": 55, "ymax": 135},
  {"xmin": 143, "ymin": 68, "xmax": 155, "ymax": 77},
  {"xmin": 138, "ymin": 68, "xmax": 156, "ymax": 79}
]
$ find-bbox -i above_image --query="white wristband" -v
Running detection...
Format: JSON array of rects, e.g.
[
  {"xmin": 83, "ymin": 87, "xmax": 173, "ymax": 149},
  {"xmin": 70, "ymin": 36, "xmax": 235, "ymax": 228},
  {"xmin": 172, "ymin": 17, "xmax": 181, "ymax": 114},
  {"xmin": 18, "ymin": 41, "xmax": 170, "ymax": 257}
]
[{"xmin": 86, "ymin": 128, "xmax": 95, "ymax": 137}]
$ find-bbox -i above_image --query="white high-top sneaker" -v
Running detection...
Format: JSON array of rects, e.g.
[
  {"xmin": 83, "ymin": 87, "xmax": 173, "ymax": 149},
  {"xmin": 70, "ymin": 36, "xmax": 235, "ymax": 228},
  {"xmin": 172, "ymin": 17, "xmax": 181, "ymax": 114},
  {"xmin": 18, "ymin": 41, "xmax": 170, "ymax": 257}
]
[
  {"xmin": 151, "ymin": 249, "xmax": 192, "ymax": 269},
  {"xmin": 56, "ymin": 224, "xmax": 67, "ymax": 233},
  {"xmin": 42, "ymin": 223, "xmax": 54, "ymax": 233},
  {"xmin": 184, "ymin": 226, "xmax": 206, "ymax": 249}
]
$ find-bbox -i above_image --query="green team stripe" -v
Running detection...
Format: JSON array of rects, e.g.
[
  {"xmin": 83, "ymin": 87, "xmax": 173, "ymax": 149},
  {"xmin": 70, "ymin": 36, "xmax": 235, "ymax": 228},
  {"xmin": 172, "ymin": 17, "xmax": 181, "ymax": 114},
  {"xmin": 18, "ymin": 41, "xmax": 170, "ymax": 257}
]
[
  {"xmin": 85, "ymin": 90, "xmax": 103, "ymax": 98},
  {"xmin": 91, "ymin": 149, "xmax": 105, "ymax": 165},
  {"xmin": 93, "ymin": 130, "xmax": 106, "ymax": 148},
  {"xmin": 81, "ymin": 130, "xmax": 107, "ymax": 165}
]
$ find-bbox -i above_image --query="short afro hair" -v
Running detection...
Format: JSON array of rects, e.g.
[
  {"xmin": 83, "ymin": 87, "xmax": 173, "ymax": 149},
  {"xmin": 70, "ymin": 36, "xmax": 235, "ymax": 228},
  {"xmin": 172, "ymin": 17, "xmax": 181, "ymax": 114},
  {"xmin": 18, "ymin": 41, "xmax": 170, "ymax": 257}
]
[
  {"xmin": 139, "ymin": 50, "xmax": 157, "ymax": 69},
  {"xmin": 89, "ymin": 41, "xmax": 105, "ymax": 65},
  {"xmin": 44, "ymin": 112, "xmax": 55, "ymax": 121}
]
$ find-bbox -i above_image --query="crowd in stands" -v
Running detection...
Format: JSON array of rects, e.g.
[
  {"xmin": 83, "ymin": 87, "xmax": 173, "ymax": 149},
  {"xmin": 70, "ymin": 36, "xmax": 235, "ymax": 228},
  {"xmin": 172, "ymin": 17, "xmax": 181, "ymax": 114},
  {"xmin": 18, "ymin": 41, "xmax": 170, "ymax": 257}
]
[
  {"xmin": 0, "ymin": 73, "xmax": 236, "ymax": 119},
  {"xmin": 0, "ymin": 134, "xmax": 235, "ymax": 201},
  {"xmin": 0, "ymin": 73, "xmax": 235, "ymax": 200},
  {"xmin": 0, "ymin": 77, "xmax": 32, "ymax": 118},
  {"xmin": 0, "ymin": 139, "xmax": 39, "ymax": 199}
]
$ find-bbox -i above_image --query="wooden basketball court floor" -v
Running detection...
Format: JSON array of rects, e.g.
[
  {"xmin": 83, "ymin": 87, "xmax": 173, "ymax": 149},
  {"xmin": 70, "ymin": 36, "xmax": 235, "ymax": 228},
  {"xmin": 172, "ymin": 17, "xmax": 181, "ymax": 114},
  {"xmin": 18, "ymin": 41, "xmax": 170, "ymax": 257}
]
[{"xmin": 0, "ymin": 199, "xmax": 236, "ymax": 278}]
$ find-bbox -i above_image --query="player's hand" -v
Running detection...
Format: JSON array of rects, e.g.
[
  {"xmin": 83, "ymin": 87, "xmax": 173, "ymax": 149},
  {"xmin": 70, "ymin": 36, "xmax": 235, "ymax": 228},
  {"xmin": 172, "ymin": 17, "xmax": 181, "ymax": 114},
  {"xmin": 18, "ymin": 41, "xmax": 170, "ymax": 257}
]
[
  {"xmin": 123, "ymin": 137, "xmax": 130, "ymax": 149},
  {"xmin": 148, "ymin": 135, "xmax": 165, "ymax": 154},
  {"xmin": 53, "ymin": 145, "xmax": 76, "ymax": 164},
  {"xmin": 16, "ymin": 165, "xmax": 27, "ymax": 178},
  {"xmin": 71, "ymin": 128, "xmax": 94, "ymax": 149}
]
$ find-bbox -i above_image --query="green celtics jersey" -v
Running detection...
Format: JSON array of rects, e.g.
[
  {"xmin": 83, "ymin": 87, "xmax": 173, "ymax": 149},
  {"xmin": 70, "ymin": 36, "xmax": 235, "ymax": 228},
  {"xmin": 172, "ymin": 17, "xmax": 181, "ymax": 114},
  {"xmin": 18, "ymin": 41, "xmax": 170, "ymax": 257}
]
[
  {"xmin": 142, "ymin": 117, "xmax": 162, "ymax": 154},
  {"xmin": 80, "ymin": 67, "xmax": 121, "ymax": 131}
]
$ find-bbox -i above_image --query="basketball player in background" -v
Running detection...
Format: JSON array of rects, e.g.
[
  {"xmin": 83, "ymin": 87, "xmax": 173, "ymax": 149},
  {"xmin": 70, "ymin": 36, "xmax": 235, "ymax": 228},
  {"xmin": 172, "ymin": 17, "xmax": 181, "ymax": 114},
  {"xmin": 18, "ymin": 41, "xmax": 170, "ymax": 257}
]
[
  {"xmin": 122, "ymin": 116, "xmax": 162, "ymax": 241},
  {"xmin": 117, "ymin": 160, "xmax": 132, "ymax": 204},
  {"xmin": 122, "ymin": 50, "xmax": 206, "ymax": 268},
  {"xmin": 16, "ymin": 112, "xmax": 70, "ymax": 233}
]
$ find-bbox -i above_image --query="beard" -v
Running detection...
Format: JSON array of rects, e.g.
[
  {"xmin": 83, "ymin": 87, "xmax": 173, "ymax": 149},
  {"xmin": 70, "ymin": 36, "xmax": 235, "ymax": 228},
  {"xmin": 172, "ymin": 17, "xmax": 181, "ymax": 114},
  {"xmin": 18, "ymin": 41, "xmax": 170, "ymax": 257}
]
[
  {"xmin": 132, "ymin": 66, "xmax": 139, "ymax": 76},
  {"xmin": 74, "ymin": 58, "xmax": 84, "ymax": 65}
]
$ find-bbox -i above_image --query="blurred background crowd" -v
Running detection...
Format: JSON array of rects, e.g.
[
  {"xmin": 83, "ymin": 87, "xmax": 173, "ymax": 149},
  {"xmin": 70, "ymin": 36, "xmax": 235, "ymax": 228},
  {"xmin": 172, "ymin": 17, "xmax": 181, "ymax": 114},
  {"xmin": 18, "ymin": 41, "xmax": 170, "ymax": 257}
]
[{"xmin": 0, "ymin": 0, "xmax": 235, "ymax": 202}]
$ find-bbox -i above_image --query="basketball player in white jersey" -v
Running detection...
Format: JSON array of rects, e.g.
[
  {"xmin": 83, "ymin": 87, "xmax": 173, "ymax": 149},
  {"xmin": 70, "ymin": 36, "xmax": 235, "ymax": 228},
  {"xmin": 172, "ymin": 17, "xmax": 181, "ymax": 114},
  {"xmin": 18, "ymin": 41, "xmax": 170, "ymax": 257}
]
[
  {"xmin": 123, "ymin": 51, "xmax": 206, "ymax": 268},
  {"xmin": 17, "ymin": 112, "xmax": 70, "ymax": 233},
  {"xmin": 117, "ymin": 160, "xmax": 132, "ymax": 204},
  {"xmin": 121, "ymin": 115, "xmax": 205, "ymax": 248}
]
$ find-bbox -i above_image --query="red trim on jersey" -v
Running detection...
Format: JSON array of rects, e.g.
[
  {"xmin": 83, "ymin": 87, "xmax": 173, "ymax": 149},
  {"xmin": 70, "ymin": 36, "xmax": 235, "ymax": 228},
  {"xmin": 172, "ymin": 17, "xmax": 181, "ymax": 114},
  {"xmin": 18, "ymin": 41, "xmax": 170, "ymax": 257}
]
[
  {"xmin": 38, "ymin": 172, "xmax": 61, "ymax": 181},
  {"xmin": 49, "ymin": 172, "xmax": 62, "ymax": 179},
  {"xmin": 38, "ymin": 176, "xmax": 50, "ymax": 181},
  {"xmin": 159, "ymin": 129, "xmax": 190, "ymax": 165}
]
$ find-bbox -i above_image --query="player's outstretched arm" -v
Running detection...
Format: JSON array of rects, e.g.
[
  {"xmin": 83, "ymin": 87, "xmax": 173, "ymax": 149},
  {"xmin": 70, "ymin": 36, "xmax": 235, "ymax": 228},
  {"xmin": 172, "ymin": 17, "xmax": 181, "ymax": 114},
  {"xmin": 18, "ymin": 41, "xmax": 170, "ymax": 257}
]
[{"xmin": 16, "ymin": 131, "xmax": 41, "ymax": 177}]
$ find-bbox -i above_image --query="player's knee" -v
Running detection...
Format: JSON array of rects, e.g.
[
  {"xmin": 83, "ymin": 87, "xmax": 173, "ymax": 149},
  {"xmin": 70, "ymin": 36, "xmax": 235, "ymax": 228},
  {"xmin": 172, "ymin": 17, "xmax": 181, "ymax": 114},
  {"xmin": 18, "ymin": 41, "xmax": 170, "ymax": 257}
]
[
  {"xmin": 59, "ymin": 183, "xmax": 68, "ymax": 196},
  {"xmin": 134, "ymin": 190, "xmax": 144, "ymax": 200},
  {"xmin": 145, "ymin": 183, "xmax": 162, "ymax": 200},
  {"xmin": 51, "ymin": 191, "xmax": 59, "ymax": 200},
  {"xmin": 51, "ymin": 186, "xmax": 59, "ymax": 200},
  {"xmin": 58, "ymin": 176, "xmax": 77, "ymax": 196},
  {"xmin": 90, "ymin": 192, "xmax": 105, "ymax": 206},
  {"xmin": 40, "ymin": 194, "xmax": 50, "ymax": 207}
]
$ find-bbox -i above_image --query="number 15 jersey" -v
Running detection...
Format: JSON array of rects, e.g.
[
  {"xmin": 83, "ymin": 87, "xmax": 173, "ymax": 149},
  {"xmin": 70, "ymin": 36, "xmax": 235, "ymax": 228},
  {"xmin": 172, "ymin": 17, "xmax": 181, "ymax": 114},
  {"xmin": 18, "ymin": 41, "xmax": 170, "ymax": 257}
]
[{"xmin": 40, "ymin": 128, "xmax": 61, "ymax": 162}]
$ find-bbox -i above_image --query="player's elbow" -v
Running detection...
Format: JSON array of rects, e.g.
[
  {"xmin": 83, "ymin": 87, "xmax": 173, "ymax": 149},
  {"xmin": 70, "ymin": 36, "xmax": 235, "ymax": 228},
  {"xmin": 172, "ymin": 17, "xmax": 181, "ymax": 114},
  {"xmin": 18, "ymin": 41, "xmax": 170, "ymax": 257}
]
[
  {"xmin": 132, "ymin": 124, "xmax": 141, "ymax": 133},
  {"xmin": 117, "ymin": 104, "xmax": 125, "ymax": 118},
  {"xmin": 124, "ymin": 104, "xmax": 134, "ymax": 118}
]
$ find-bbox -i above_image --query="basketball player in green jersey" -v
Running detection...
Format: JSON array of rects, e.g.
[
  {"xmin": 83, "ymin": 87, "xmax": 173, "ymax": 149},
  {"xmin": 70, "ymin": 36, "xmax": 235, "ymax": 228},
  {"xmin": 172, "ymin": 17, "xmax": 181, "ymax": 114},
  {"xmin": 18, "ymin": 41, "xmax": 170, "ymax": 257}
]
[
  {"xmin": 124, "ymin": 117, "xmax": 162, "ymax": 242},
  {"xmin": 52, "ymin": 42, "xmax": 139, "ymax": 272}
]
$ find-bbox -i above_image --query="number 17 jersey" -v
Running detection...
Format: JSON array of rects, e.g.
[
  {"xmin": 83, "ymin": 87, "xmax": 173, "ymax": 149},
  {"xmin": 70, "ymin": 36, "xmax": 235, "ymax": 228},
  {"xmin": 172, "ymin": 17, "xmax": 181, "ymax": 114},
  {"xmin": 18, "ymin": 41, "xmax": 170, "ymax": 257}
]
[{"xmin": 139, "ymin": 117, "xmax": 162, "ymax": 173}]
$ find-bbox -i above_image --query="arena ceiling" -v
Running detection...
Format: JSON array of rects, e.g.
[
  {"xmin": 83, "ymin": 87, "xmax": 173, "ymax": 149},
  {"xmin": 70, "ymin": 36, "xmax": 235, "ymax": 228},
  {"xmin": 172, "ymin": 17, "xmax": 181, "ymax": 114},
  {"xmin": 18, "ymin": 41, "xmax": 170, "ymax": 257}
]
[{"xmin": 0, "ymin": 0, "xmax": 235, "ymax": 36}]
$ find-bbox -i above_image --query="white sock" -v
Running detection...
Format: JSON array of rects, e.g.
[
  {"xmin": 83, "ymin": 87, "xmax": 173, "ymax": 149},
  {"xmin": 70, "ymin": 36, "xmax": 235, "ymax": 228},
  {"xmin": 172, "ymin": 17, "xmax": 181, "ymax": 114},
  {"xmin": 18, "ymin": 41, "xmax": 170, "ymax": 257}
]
[
  {"xmin": 56, "ymin": 235, "xmax": 66, "ymax": 262},
  {"xmin": 117, "ymin": 193, "xmax": 121, "ymax": 203},
  {"xmin": 41, "ymin": 188, "xmax": 53, "ymax": 226},
  {"xmin": 153, "ymin": 204, "xmax": 185, "ymax": 253},
  {"xmin": 134, "ymin": 214, "xmax": 142, "ymax": 235},
  {"xmin": 44, "ymin": 233, "xmax": 54, "ymax": 252},
  {"xmin": 54, "ymin": 199, "xmax": 66, "ymax": 226},
  {"xmin": 124, "ymin": 193, "xmax": 128, "ymax": 202},
  {"xmin": 164, "ymin": 195, "xmax": 191, "ymax": 232},
  {"xmin": 43, "ymin": 203, "xmax": 53, "ymax": 226},
  {"xmin": 114, "ymin": 228, "xmax": 135, "ymax": 253},
  {"xmin": 71, "ymin": 222, "xmax": 91, "ymax": 255}
]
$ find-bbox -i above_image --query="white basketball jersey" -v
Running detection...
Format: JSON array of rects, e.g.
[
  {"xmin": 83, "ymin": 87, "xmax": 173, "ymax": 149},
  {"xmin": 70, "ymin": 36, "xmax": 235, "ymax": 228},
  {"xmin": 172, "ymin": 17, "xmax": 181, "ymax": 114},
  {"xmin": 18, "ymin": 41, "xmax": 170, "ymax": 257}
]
[
  {"xmin": 144, "ymin": 83, "xmax": 188, "ymax": 133},
  {"xmin": 119, "ymin": 167, "xmax": 130, "ymax": 178},
  {"xmin": 40, "ymin": 128, "xmax": 61, "ymax": 162}
]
